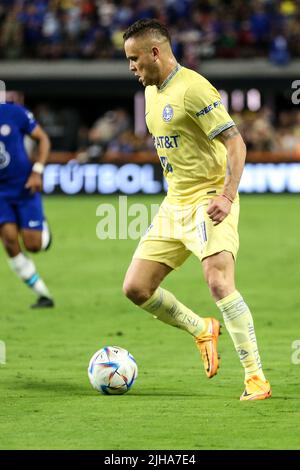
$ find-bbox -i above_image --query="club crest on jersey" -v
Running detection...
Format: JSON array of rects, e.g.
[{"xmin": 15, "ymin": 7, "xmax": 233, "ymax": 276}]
[
  {"xmin": 0, "ymin": 124, "xmax": 11, "ymax": 136},
  {"xmin": 162, "ymin": 104, "xmax": 173, "ymax": 122}
]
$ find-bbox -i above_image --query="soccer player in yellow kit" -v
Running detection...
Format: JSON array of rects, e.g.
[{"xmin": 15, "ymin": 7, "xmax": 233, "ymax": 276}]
[{"xmin": 123, "ymin": 19, "xmax": 271, "ymax": 401}]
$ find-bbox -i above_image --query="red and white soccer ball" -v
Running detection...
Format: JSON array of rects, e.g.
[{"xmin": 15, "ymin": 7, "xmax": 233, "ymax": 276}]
[{"xmin": 88, "ymin": 346, "xmax": 138, "ymax": 395}]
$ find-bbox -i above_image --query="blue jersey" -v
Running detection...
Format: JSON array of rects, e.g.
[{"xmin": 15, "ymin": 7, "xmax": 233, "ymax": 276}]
[{"xmin": 0, "ymin": 102, "xmax": 37, "ymax": 197}]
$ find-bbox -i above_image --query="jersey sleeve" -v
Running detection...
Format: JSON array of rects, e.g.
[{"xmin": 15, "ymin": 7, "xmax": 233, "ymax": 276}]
[
  {"xmin": 184, "ymin": 80, "xmax": 235, "ymax": 140},
  {"xmin": 17, "ymin": 105, "xmax": 38, "ymax": 135}
]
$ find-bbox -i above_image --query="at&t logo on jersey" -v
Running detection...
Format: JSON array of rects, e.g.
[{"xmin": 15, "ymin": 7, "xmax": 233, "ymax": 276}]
[
  {"xmin": 0, "ymin": 142, "xmax": 10, "ymax": 169},
  {"xmin": 153, "ymin": 135, "xmax": 180, "ymax": 149},
  {"xmin": 162, "ymin": 104, "xmax": 174, "ymax": 122}
]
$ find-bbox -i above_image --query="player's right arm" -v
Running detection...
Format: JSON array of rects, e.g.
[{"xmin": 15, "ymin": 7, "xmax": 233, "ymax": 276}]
[
  {"xmin": 206, "ymin": 125, "xmax": 246, "ymax": 225},
  {"xmin": 25, "ymin": 125, "xmax": 51, "ymax": 193},
  {"xmin": 217, "ymin": 125, "xmax": 246, "ymax": 202},
  {"xmin": 184, "ymin": 78, "xmax": 246, "ymax": 225}
]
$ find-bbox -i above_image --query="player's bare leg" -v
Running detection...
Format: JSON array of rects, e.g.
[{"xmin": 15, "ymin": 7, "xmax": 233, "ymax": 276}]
[
  {"xmin": 0, "ymin": 223, "xmax": 54, "ymax": 308},
  {"xmin": 202, "ymin": 251, "xmax": 236, "ymax": 301},
  {"xmin": 202, "ymin": 250, "xmax": 271, "ymax": 400},
  {"xmin": 21, "ymin": 229, "xmax": 42, "ymax": 253},
  {"xmin": 123, "ymin": 258, "xmax": 172, "ymax": 305},
  {"xmin": 123, "ymin": 258, "xmax": 220, "ymax": 378},
  {"xmin": 0, "ymin": 223, "xmax": 21, "ymax": 257},
  {"xmin": 21, "ymin": 219, "xmax": 52, "ymax": 252}
]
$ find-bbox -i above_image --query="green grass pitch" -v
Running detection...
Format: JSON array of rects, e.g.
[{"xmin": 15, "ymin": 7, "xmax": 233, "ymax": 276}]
[{"xmin": 0, "ymin": 194, "xmax": 300, "ymax": 450}]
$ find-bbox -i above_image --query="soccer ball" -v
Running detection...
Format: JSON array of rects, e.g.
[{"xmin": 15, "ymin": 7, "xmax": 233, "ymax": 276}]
[{"xmin": 88, "ymin": 346, "xmax": 138, "ymax": 395}]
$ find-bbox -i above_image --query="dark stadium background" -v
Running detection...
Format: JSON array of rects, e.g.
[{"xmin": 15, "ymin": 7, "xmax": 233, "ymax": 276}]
[
  {"xmin": 1, "ymin": 0, "xmax": 300, "ymax": 194},
  {"xmin": 1, "ymin": 0, "xmax": 300, "ymax": 452}
]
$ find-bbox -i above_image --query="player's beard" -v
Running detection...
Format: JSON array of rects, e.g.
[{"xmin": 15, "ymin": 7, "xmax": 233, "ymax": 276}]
[
  {"xmin": 140, "ymin": 65, "xmax": 159, "ymax": 87},
  {"xmin": 142, "ymin": 73, "xmax": 158, "ymax": 87}
]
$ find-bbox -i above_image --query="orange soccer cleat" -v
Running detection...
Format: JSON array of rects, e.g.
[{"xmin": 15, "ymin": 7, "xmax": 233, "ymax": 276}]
[
  {"xmin": 240, "ymin": 375, "xmax": 272, "ymax": 401},
  {"xmin": 194, "ymin": 317, "xmax": 221, "ymax": 378}
]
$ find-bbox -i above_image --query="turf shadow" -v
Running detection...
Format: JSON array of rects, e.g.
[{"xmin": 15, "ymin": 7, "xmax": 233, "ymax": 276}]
[{"xmin": 8, "ymin": 379, "xmax": 90, "ymax": 396}]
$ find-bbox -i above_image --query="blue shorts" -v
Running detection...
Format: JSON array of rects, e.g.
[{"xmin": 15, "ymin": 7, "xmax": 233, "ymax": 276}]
[{"xmin": 0, "ymin": 192, "xmax": 44, "ymax": 230}]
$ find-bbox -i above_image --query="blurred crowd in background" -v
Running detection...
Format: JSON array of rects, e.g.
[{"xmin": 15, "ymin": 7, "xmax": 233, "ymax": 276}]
[
  {"xmin": 1, "ymin": 0, "xmax": 300, "ymax": 65},
  {"xmin": 2, "ymin": 0, "xmax": 299, "ymax": 161},
  {"xmin": 234, "ymin": 108, "xmax": 300, "ymax": 152},
  {"xmin": 30, "ymin": 103, "xmax": 300, "ymax": 159}
]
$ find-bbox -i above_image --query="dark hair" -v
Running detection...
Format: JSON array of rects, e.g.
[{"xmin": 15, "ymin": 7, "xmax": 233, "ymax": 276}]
[{"xmin": 123, "ymin": 19, "xmax": 171, "ymax": 44}]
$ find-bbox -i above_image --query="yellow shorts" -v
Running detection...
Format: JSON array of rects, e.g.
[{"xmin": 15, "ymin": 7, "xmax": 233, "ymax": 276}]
[{"xmin": 133, "ymin": 196, "xmax": 240, "ymax": 269}]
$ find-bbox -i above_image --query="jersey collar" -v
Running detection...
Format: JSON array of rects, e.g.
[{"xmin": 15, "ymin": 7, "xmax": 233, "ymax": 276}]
[{"xmin": 158, "ymin": 63, "xmax": 181, "ymax": 92}]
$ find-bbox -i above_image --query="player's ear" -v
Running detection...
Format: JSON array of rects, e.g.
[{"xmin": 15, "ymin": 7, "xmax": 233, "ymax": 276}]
[{"xmin": 152, "ymin": 46, "xmax": 159, "ymax": 62}]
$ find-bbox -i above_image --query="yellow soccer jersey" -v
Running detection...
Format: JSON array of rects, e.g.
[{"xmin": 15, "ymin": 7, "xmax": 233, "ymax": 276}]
[{"xmin": 145, "ymin": 65, "xmax": 235, "ymax": 204}]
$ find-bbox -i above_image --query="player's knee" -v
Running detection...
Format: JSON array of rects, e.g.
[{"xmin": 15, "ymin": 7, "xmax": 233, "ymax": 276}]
[
  {"xmin": 23, "ymin": 239, "xmax": 42, "ymax": 253},
  {"xmin": 206, "ymin": 272, "xmax": 228, "ymax": 300},
  {"xmin": 123, "ymin": 280, "xmax": 152, "ymax": 305}
]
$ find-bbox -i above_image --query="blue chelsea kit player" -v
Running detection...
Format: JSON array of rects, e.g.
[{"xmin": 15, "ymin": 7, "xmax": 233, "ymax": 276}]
[{"xmin": 0, "ymin": 101, "xmax": 54, "ymax": 308}]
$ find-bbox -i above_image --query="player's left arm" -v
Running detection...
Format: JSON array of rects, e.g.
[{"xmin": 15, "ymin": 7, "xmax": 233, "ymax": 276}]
[
  {"xmin": 207, "ymin": 125, "xmax": 247, "ymax": 225},
  {"xmin": 25, "ymin": 125, "xmax": 51, "ymax": 193}
]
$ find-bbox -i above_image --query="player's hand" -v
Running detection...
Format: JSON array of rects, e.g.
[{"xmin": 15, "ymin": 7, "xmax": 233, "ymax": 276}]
[
  {"xmin": 207, "ymin": 195, "xmax": 232, "ymax": 226},
  {"xmin": 25, "ymin": 172, "xmax": 43, "ymax": 193}
]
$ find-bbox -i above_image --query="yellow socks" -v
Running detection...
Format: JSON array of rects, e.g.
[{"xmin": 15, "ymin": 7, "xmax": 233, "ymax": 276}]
[
  {"xmin": 140, "ymin": 287, "xmax": 205, "ymax": 337},
  {"xmin": 140, "ymin": 287, "xmax": 266, "ymax": 381},
  {"xmin": 216, "ymin": 290, "xmax": 265, "ymax": 380}
]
